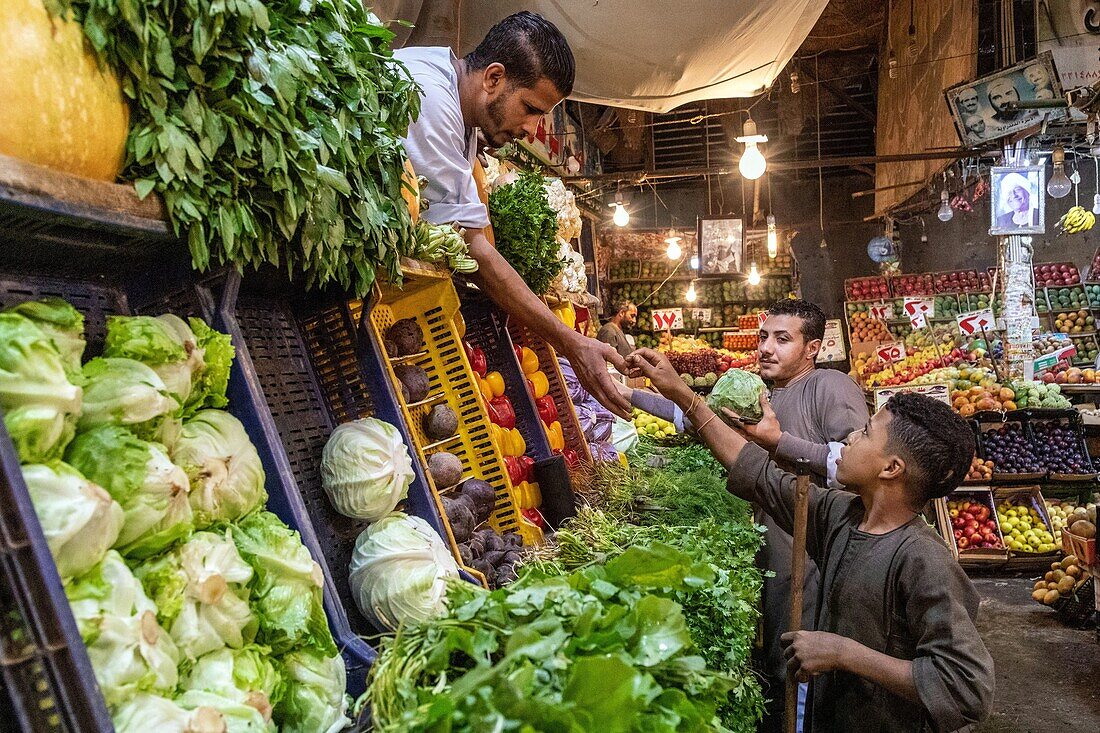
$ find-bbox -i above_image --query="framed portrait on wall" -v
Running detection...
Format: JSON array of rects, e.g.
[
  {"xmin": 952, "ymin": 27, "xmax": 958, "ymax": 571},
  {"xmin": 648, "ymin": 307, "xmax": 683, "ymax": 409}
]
[
  {"xmin": 944, "ymin": 52, "xmax": 1064, "ymax": 146},
  {"xmin": 989, "ymin": 166, "xmax": 1046, "ymax": 236},
  {"xmin": 697, "ymin": 216, "xmax": 744, "ymax": 276}
]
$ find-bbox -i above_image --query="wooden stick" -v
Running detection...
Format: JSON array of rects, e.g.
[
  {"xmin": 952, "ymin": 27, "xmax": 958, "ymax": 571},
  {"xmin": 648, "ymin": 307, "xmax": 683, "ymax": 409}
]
[{"xmin": 786, "ymin": 458, "xmax": 812, "ymax": 733}]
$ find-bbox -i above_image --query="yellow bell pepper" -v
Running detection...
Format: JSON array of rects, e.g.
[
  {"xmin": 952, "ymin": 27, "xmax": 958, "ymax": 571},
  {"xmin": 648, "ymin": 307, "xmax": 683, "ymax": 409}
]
[
  {"xmin": 508, "ymin": 427, "xmax": 526, "ymax": 457},
  {"xmin": 546, "ymin": 421, "xmax": 564, "ymax": 451},
  {"xmin": 478, "ymin": 375, "xmax": 494, "ymax": 402},
  {"xmin": 489, "ymin": 423, "xmax": 507, "ymax": 456},
  {"xmin": 485, "ymin": 371, "xmax": 505, "ymax": 398},
  {"xmin": 519, "ymin": 347, "xmax": 540, "ymax": 375},
  {"xmin": 514, "ymin": 480, "xmax": 543, "ymax": 510},
  {"xmin": 552, "ymin": 302, "xmax": 576, "ymax": 329},
  {"xmin": 528, "ymin": 370, "xmax": 549, "ymax": 399}
]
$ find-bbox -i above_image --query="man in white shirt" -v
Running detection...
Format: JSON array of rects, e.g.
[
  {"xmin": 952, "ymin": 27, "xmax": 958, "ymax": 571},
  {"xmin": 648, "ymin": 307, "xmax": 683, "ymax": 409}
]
[{"xmin": 395, "ymin": 12, "xmax": 631, "ymax": 417}]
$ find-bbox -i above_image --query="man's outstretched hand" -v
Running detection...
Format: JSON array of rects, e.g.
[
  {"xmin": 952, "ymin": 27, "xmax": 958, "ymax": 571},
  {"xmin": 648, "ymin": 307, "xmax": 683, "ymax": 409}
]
[
  {"xmin": 624, "ymin": 348, "xmax": 692, "ymax": 404},
  {"xmin": 722, "ymin": 392, "xmax": 782, "ymax": 451},
  {"xmin": 562, "ymin": 336, "xmax": 632, "ymax": 418}
]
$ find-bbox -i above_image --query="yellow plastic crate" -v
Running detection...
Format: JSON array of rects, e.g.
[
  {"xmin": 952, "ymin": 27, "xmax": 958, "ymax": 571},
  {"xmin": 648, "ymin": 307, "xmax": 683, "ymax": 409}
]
[{"xmin": 350, "ymin": 269, "xmax": 543, "ymax": 572}]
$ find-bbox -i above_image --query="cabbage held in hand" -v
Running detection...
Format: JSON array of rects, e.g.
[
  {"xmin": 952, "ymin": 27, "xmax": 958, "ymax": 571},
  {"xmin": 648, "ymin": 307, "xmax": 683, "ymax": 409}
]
[
  {"xmin": 22, "ymin": 461, "xmax": 123, "ymax": 579},
  {"xmin": 321, "ymin": 418, "xmax": 413, "ymax": 521},
  {"xmin": 231, "ymin": 511, "xmax": 336, "ymax": 656},
  {"xmin": 5, "ymin": 297, "xmax": 86, "ymax": 381},
  {"xmin": 180, "ymin": 645, "xmax": 284, "ymax": 723},
  {"xmin": 104, "ymin": 314, "xmax": 233, "ymax": 415},
  {"xmin": 66, "ymin": 425, "xmax": 193, "ymax": 559},
  {"xmin": 174, "ymin": 410, "xmax": 266, "ymax": 529},
  {"xmin": 274, "ymin": 647, "xmax": 350, "ymax": 733},
  {"xmin": 66, "ymin": 551, "xmax": 180, "ymax": 706},
  {"xmin": 0, "ymin": 312, "xmax": 82, "ymax": 463},
  {"xmin": 78, "ymin": 357, "xmax": 179, "ymax": 439},
  {"xmin": 134, "ymin": 531, "xmax": 257, "ymax": 661},
  {"xmin": 706, "ymin": 369, "xmax": 766, "ymax": 424},
  {"xmin": 348, "ymin": 512, "xmax": 459, "ymax": 631}
]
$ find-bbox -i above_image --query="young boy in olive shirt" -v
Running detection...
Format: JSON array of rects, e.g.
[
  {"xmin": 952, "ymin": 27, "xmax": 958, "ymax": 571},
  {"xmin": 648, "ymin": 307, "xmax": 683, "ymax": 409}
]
[{"xmin": 627, "ymin": 348, "xmax": 994, "ymax": 733}]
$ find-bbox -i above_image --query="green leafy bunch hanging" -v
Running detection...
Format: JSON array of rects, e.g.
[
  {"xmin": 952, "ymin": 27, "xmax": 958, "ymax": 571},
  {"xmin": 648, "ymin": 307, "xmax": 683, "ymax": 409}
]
[
  {"xmin": 47, "ymin": 0, "xmax": 421, "ymax": 296},
  {"xmin": 488, "ymin": 169, "xmax": 563, "ymax": 294}
]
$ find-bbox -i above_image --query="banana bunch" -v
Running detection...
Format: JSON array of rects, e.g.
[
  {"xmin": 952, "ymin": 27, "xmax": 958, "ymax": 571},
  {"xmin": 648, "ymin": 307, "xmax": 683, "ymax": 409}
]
[
  {"xmin": 410, "ymin": 221, "xmax": 478, "ymax": 273},
  {"xmin": 1057, "ymin": 206, "xmax": 1096, "ymax": 235}
]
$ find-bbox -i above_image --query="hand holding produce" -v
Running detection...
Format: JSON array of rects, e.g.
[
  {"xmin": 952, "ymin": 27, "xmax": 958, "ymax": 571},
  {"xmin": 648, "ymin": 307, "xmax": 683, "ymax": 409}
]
[
  {"xmin": 321, "ymin": 418, "xmax": 414, "ymax": 521},
  {"xmin": 707, "ymin": 369, "xmax": 766, "ymax": 424}
]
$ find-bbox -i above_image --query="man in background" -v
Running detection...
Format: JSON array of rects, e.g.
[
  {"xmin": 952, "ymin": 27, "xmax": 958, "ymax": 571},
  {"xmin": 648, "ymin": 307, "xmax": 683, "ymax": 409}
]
[
  {"xmin": 724, "ymin": 299, "xmax": 869, "ymax": 733},
  {"xmin": 597, "ymin": 300, "xmax": 637, "ymax": 358},
  {"xmin": 395, "ymin": 12, "xmax": 631, "ymax": 418}
]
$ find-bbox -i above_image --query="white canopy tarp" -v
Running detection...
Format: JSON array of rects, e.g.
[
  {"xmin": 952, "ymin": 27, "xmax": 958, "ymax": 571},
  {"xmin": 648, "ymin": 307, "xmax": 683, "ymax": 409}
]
[{"xmin": 374, "ymin": 0, "xmax": 829, "ymax": 112}]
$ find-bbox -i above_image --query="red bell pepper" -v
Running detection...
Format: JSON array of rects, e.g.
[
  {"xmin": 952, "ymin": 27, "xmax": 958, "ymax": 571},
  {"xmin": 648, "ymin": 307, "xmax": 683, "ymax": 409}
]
[
  {"xmin": 562, "ymin": 447, "xmax": 580, "ymax": 469},
  {"xmin": 535, "ymin": 395, "xmax": 558, "ymax": 425},
  {"xmin": 514, "ymin": 344, "xmax": 524, "ymax": 365},
  {"xmin": 464, "ymin": 340, "xmax": 487, "ymax": 379},
  {"xmin": 519, "ymin": 455, "xmax": 535, "ymax": 483},
  {"xmin": 503, "ymin": 455, "xmax": 524, "ymax": 485},
  {"xmin": 487, "ymin": 395, "xmax": 515, "ymax": 430},
  {"xmin": 522, "ymin": 507, "xmax": 546, "ymax": 529}
]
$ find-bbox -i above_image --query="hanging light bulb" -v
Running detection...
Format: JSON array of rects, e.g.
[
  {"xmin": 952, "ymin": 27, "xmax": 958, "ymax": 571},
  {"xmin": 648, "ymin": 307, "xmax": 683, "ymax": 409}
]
[
  {"xmin": 665, "ymin": 230, "xmax": 682, "ymax": 260},
  {"xmin": 766, "ymin": 214, "xmax": 778, "ymax": 259},
  {"xmin": 887, "ymin": 49, "xmax": 898, "ymax": 79},
  {"xmin": 747, "ymin": 262, "xmax": 762, "ymax": 286},
  {"xmin": 1047, "ymin": 146, "xmax": 1072, "ymax": 199},
  {"xmin": 690, "ymin": 255, "xmax": 700, "ymax": 270},
  {"xmin": 611, "ymin": 202, "xmax": 629, "ymax": 227},
  {"xmin": 685, "ymin": 281, "xmax": 697, "ymax": 302},
  {"xmin": 736, "ymin": 117, "xmax": 768, "ymax": 180},
  {"xmin": 937, "ymin": 188, "xmax": 953, "ymax": 222}
]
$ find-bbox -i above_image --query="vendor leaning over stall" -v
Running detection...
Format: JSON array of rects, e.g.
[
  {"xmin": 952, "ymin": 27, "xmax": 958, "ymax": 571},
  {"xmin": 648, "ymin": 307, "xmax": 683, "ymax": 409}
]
[
  {"xmin": 728, "ymin": 299, "xmax": 869, "ymax": 732},
  {"xmin": 394, "ymin": 12, "xmax": 630, "ymax": 418},
  {"xmin": 627, "ymin": 348, "xmax": 995, "ymax": 733}
]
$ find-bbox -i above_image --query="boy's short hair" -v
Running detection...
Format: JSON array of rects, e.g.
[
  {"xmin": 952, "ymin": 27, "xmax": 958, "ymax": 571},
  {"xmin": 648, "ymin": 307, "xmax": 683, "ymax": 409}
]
[
  {"xmin": 766, "ymin": 299, "xmax": 826, "ymax": 342},
  {"xmin": 884, "ymin": 392, "xmax": 974, "ymax": 504}
]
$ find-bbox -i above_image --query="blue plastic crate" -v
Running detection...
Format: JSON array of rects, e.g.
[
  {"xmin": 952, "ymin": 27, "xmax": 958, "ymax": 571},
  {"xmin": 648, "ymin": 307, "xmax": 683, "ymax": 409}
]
[{"xmin": 212, "ymin": 271, "xmax": 462, "ymax": 693}]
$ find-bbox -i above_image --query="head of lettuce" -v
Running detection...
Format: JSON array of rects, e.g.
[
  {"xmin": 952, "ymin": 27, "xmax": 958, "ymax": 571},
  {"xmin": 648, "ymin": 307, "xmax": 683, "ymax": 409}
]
[{"xmin": 706, "ymin": 369, "xmax": 766, "ymax": 424}]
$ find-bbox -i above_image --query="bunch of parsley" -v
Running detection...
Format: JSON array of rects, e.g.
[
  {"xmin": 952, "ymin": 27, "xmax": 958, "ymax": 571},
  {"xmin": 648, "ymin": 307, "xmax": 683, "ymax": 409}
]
[
  {"xmin": 488, "ymin": 169, "xmax": 563, "ymax": 294},
  {"xmin": 48, "ymin": 0, "xmax": 419, "ymax": 295}
]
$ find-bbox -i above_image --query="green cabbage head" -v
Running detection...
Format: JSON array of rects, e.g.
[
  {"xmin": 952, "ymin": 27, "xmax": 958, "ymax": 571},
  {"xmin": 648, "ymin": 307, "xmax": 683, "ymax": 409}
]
[
  {"xmin": 348, "ymin": 512, "xmax": 459, "ymax": 631},
  {"xmin": 321, "ymin": 418, "xmax": 413, "ymax": 521},
  {"xmin": 274, "ymin": 647, "xmax": 350, "ymax": 733},
  {"xmin": 706, "ymin": 369, "xmax": 766, "ymax": 424}
]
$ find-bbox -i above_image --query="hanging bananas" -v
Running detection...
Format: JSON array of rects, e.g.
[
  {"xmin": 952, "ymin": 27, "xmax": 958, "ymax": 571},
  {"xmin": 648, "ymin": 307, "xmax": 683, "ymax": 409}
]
[{"xmin": 1057, "ymin": 206, "xmax": 1096, "ymax": 235}]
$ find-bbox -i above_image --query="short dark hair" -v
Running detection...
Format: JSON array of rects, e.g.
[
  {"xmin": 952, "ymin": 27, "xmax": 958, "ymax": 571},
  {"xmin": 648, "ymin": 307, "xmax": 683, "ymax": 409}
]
[
  {"xmin": 765, "ymin": 299, "xmax": 826, "ymax": 342},
  {"xmin": 464, "ymin": 12, "xmax": 575, "ymax": 96},
  {"xmin": 614, "ymin": 300, "xmax": 636, "ymax": 315},
  {"xmin": 884, "ymin": 392, "xmax": 975, "ymax": 504}
]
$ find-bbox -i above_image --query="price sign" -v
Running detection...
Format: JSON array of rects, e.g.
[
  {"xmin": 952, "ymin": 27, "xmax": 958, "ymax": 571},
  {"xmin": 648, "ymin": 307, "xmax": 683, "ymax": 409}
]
[
  {"xmin": 868, "ymin": 302, "xmax": 891, "ymax": 322},
  {"xmin": 903, "ymin": 297, "xmax": 933, "ymax": 329},
  {"xmin": 652, "ymin": 307, "xmax": 684, "ymax": 331},
  {"xmin": 758, "ymin": 310, "xmax": 769, "ymax": 326},
  {"xmin": 877, "ymin": 343, "xmax": 905, "ymax": 363},
  {"xmin": 956, "ymin": 309, "xmax": 995, "ymax": 336},
  {"xmin": 690, "ymin": 308, "xmax": 713, "ymax": 325},
  {"xmin": 816, "ymin": 319, "xmax": 847, "ymax": 363},
  {"xmin": 874, "ymin": 383, "xmax": 952, "ymax": 411}
]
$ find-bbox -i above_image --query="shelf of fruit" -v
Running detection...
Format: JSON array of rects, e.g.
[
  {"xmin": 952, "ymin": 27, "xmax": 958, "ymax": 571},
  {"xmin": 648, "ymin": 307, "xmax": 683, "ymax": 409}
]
[
  {"xmin": 1031, "ymin": 554, "xmax": 1091, "ymax": 609},
  {"xmin": 945, "ymin": 495, "xmax": 1005, "ymax": 554},
  {"xmin": 976, "ymin": 412, "xmax": 1095, "ymax": 481},
  {"xmin": 631, "ymin": 408, "xmax": 678, "ymax": 440}
]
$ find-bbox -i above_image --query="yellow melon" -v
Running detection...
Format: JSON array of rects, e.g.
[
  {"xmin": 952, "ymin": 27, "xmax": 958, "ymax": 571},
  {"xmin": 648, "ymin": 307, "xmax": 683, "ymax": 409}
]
[{"xmin": 0, "ymin": 0, "xmax": 129, "ymax": 180}]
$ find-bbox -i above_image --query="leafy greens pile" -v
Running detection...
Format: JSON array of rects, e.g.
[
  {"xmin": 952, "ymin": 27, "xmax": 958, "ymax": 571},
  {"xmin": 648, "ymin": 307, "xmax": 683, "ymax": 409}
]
[
  {"xmin": 488, "ymin": 170, "xmax": 563, "ymax": 294},
  {"xmin": 364, "ymin": 439, "xmax": 766, "ymax": 732},
  {"xmin": 48, "ymin": 0, "xmax": 420, "ymax": 296}
]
